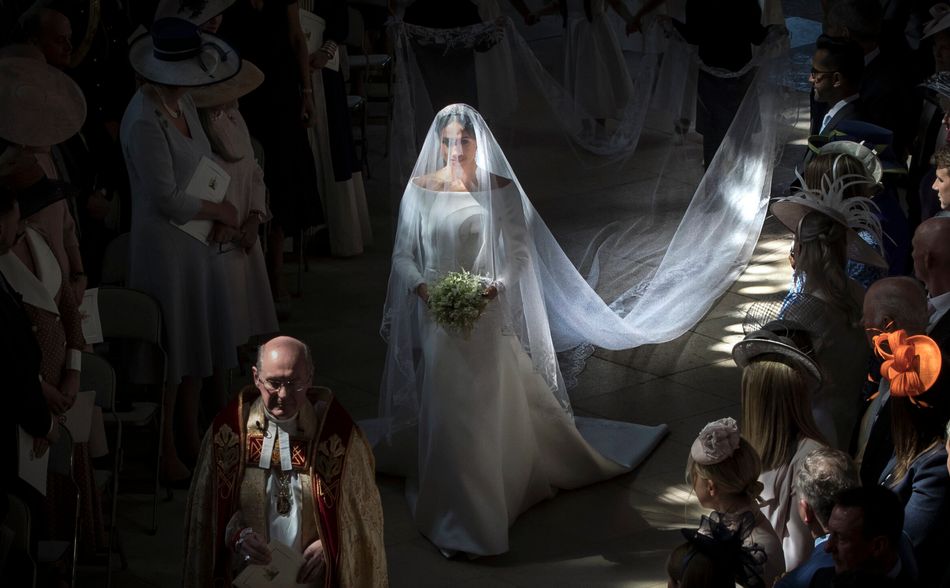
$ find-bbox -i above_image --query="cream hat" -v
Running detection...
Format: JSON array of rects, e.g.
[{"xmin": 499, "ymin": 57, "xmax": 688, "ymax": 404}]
[{"xmin": 0, "ymin": 57, "xmax": 86, "ymax": 147}]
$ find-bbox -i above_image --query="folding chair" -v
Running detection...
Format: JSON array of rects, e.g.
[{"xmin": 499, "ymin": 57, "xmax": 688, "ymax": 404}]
[
  {"xmin": 80, "ymin": 351, "xmax": 124, "ymax": 586},
  {"xmin": 95, "ymin": 286, "xmax": 166, "ymax": 535},
  {"xmin": 346, "ymin": 6, "xmax": 394, "ymax": 167},
  {"xmin": 3, "ymin": 493, "xmax": 37, "ymax": 588},
  {"xmin": 99, "ymin": 232, "xmax": 130, "ymax": 287},
  {"xmin": 37, "ymin": 424, "xmax": 78, "ymax": 587}
]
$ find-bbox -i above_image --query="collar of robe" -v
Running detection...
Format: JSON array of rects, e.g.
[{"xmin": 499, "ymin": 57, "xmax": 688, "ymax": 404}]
[{"xmin": 0, "ymin": 226, "xmax": 60, "ymax": 315}]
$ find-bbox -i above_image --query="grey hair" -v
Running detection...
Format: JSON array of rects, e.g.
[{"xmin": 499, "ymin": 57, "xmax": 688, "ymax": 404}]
[
  {"xmin": 796, "ymin": 447, "xmax": 859, "ymax": 528},
  {"xmin": 255, "ymin": 338, "xmax": 314, "ymax": 375}
]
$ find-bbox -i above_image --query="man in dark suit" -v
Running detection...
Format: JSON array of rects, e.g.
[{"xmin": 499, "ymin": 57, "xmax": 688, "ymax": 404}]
[
  {"xmin": 824, "ymin": 0, "xmax": 919, "ymax": 158},
  {"xmin": 811, "ymin": 486, "xmax": 917, "ymax": 587},
  {"xmin": 809, "ymin": 35, "xmax": 866, "ymax": 136},
  {"xmin": 776, "ymin": 447, "xmax": 859, "ymax": 588}
]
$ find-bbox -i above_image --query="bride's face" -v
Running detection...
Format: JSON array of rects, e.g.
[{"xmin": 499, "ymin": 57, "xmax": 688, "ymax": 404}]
[{"xmin": 440, "ymin": 121, "xmax": 476, "ymax": 170}]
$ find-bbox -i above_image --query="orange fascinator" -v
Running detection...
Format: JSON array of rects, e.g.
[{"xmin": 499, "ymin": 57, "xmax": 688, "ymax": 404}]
[{"xmin": 872, "ymin": 330, "xmax": 942, "ymax": 406}]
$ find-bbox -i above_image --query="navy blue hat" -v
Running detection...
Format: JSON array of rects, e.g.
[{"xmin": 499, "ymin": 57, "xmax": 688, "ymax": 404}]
[
  {"xmin": 807, "ymin": 120, "xmax": 905, "ymax": 174},
  {"xmin": 128, "ymin": 18, "xmax": 240, "ymax": 87}
]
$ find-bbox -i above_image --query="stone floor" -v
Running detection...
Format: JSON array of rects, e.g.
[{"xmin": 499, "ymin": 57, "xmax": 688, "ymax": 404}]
[{"xmin": 75, "ymin": 4, "xmax": 819, "ymax": 586}]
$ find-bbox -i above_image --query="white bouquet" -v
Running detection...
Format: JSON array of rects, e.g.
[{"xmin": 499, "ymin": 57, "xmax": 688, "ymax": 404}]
[{"xmin": 427, "ymin": 270, "xmax": 491, "ymax": 335}]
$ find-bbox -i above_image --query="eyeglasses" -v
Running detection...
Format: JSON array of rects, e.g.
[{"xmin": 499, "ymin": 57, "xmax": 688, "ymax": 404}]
[
  {"xmin": 256, "ymin": 374, "xmax": 308, "ymax": 395},
  {"xmin": 809, "ymin": 68, "xmax": 837, "ymax": 80}
]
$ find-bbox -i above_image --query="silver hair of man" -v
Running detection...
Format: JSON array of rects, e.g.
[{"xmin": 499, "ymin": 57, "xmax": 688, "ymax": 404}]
[{"xmin": 796, "ymin": 446, "xmax": 859, "ymax": 528}]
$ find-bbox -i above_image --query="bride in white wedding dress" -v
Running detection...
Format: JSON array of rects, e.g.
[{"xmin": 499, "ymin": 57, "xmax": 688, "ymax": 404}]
[{"xmin": 368, "ymin": 104, "xmax": 667, "ymax": 557}]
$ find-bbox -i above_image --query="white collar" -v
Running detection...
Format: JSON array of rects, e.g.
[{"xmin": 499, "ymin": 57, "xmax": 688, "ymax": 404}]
[
  {"xmin": 822, "ymin": 94, "xmax": 860, "ymax": 132},
  {"xmin": 258, "ymin": 410, "xmax": 299, "ymax": 472},
  {"xmin": 864, "ymin": 47, "xmax": 881, "ymax": 66},
  {"xmin": 0, "ymin": 227, "xmax": 60, "ymax": 314},
  {"xmin": 887, "ymin": 557, "xmax": 902, "ymax": 579},
  {"xmin": 928, "ymin": 290, "xmax": 950, "ymax": 331}
]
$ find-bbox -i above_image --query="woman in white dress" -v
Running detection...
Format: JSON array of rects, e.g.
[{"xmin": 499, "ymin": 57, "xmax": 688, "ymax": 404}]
[
  {"xmin": 374, "ymin": 104, "xmax": 667, "ymax": 556},
  {"xmin": 733, "ymin": 321, "xmax": 829, "ymax": 571}
]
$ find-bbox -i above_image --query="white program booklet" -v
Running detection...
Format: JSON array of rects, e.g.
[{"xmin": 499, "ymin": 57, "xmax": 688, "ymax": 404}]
[
  {"xmin": 300, "ymin": 9, "xmax": 340, "ymax": 72},
  {"xmin": 79, "ymin": 287, "xmax": 103, "ymax": 344},
  {"xmin": 18, "ymin": 426, "xmax": 49, "ymax": 496},
  {"xmin": 171, "ymin": 156, "xmax": 231, "ymax": 244},
  {"xmin": 232, "ymin": 541, "xmax": 305, "ymax": 588},
  {"xmin": 62, "ymin": 390, "xmax": 96, "ymax": 443}
]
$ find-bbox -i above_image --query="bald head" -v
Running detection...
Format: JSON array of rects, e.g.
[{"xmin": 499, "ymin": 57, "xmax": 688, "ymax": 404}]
[
  {"xmin": 20, "ymin": 8, "xmax": 72, "ymax": 68},
  {"xmin": 253, "ymin": 336, "xmax": 313, "ymax": 419},
  {"xmin": 913, "ymin": 218, "xmax": 950, "ymax": 297},
  {"xmin": 862, "ymin": 277, "xmax": 928, "ymax": 339}
]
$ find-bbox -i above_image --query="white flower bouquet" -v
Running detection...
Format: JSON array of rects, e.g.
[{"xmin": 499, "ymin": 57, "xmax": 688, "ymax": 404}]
[{"xmin": 427, "ymin": 270, "xmax": 491, "ymax": 335}]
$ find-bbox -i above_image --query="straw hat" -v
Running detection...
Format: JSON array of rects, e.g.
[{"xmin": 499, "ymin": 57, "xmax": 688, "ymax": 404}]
[
  {"xmin": 153, "ymin": 0, "xmax": 236, "ymax": 25},
  {"xmin": 732, "ymin": 319, "xmax": 822, "ymax": 390},
  {"xmin": 189, "ymin": 60, "xmax": 264, "ymax": 108},
  {"xmin": 923, "ymin": 3, "xmax": 950, "ymax": 39},
  {"xmin": 0, "ymin": 57, "xmax": 86, "ymax": 147},
  {"xmin": 128, "ymin": 18, "xmax": 240, "ymax": 87}
]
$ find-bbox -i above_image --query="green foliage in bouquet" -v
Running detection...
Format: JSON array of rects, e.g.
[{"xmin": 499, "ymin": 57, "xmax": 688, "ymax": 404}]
[{"xmin": 428, "ymin": 270, "xmax": 489, "ymax": 335}]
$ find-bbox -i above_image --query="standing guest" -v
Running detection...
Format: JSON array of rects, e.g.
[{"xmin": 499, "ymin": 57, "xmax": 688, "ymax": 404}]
[
  {"xmin": 931, "ymin": 145, "xmax": 950, "ymax": 214},
  {"xmin": 775, "ymin": 447, "xmax": 859, "ymax": 588},
  {"xmin": 686, "ymin": 417, "xmax": 785, "ymax": 585},
  {"xmin": 809, "ymin": 35, "xmax": 865, "ymax": 138},
  {"xmin": 0, "ymin": 55, "xmax": 89, "ymax": 302},
  {"xmin": 300, "ymin": 0, "xmax": 373, "ymax": 258},
  {"xmin": 190, "ymin": 60, "xmax": 280, "ymax": 413},
  {"xmin": 912, "ymin": 218, "xmax": 950, "ymax": 393},
  {"xmin": 811, "ymin": 486, "xmax": 916, "ymax": 587},
  {"xmin": 16, "ymin": 3, "xmax": 73, "ymax": 68},
  {"xmin": 871, "ymin": 324, "xmax": 950, "ymax": 586},
  {"xmin": 824, "ymin": 0, "xmax": 918, "ymax": 158},
  {"xmin": 771, "ymin": 174, "xmax": 886, "ymax": 450},
  {"xmin": 630, "ymin": 0, "xmax": 770, "ymax": 167},
  {"xmin": 219, "ymin": 0, "xmax": 322, "ymax": 314},
  {"xmin": 854, "ymin": 277, "xmax": 930, "ymax": 487},
  {"xmin": 733, "ymin": 321, "xmax": 829, "ymax": 570},
  {"xmin": 120, "ymin": 17, "xmax": 242, "ymax": 483},
  {"xmin": 667, "ymin": 514, "xmax": 769, "ymax": 588},
  {"xmin": 183, "ymin": 336, "xmax": 387, "ymax": 587}
]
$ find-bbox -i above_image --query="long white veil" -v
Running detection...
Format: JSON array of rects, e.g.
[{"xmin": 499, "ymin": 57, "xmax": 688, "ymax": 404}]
[{"xmin": 379, "ymin": 8, "xmax": 801, "ymax": 433}]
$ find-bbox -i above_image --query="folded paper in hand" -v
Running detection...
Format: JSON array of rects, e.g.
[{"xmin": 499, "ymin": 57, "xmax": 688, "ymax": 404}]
[
  {"xmin": 171, "ymin": 156, "xmax": 231, "ymax": 244},
  {"xmin": 300, "ymin": 9, "xmax": 340, "ymax": 72},
  {"xmin": 63, "ymin": 390, "xmax": 97, "ymax": 443},
  {"xmin": 79, "ymin": 287, "xmax": 103, "ymax": 344},
  {"xmin": 18, "ymin": 426, "xmax": 49, "ymax": 496},
  {"xmin": 232, "ymin": 540, "xmax": 305, "ymax": 588}
]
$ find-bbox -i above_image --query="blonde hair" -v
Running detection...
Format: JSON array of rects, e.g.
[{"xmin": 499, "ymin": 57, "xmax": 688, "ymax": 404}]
[
  {"xmin": 686, "ymin": 437, "xmax": 764, "ymax": 502},
  {"xmin": 741, "ymin": 360, "xmax": 828, "ymax": 471}
]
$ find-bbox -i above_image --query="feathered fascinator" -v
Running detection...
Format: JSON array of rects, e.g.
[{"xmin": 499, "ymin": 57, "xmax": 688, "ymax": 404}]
[
  {"xmin": 690, "ymin": 417, "xmax": 741, "ymax": 465},
  {"xmin": 871, "ymin": 329, "xmax": 942, "ymax": 407},
  {"xmin": 680, "ymin": 511, "xmax": 767, "ymax": 588},
  {"xmin": 771, "ymin": 165, "xmax": 887, "ymax": 268}
]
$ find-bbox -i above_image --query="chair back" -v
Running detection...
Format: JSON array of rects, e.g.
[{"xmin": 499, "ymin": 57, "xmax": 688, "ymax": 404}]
[
  {"xmin": 47, "ymin": 424, "xmax": 74, "ymax": 477},
  {"xmin": 80, "ymin": 352, "xmax": 116, "ymax": 412},
  {"xmin": 346, "ymin": 6, "xmax": 365, "ymax": 54},
  {"xmin": 100, "ymin": 233, "xmax": 130, "ymax": 286}
]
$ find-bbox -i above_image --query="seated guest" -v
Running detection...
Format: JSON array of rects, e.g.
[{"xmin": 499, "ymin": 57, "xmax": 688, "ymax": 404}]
[
  {"xmin": 855, "ymin": 277, "xmax": 930, "ymax": 487},
  {"xmin": 775, "ymin": 447, "xmax": 859, "ymax": 588},
  {"xmin": 812, "ymin": 485, "xmax": 915, "ymax": 587},
  {"xmin": 772, "ymin": 177, "xmax": 885, "ymax": 450},
  {"xmin": 733, "ymin": 321, "xmax": 829, "ymax": 570},
  {"xmin": 809, "ymin": 35, "xmax": 866, "ymax": 138},
  {"xmin": 870, "ymin": 324, "xmax": 949, "ymax": 586},
  {"xmin": 912, "ymin": 218, "xmax": 950, "ymax": 373},
  {"xmin": 686, "ymin": 417, "xmax": 785, "ymax": 585},
  {"xmin": 183, "ymin": 336, "xmax": 387, "ymax": 587}
]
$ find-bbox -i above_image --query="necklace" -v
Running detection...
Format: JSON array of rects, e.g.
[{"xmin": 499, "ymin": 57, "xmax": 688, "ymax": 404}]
[{"xmin": 159, "ymin": 96, "xmax": 182, "ymax": 119}]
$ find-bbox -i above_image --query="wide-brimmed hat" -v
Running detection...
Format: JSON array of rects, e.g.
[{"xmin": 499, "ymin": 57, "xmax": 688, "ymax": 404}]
[
  {"xmin": 771, "ymin": 197, "xmax": 887, "ymax": 268},
  {"xmin": 924, "ymin": 3, "xmax": 950, "ymax": 39},
  {"xmin": 0, "ymin": 57, "xmax": 86, "ymax": 147},
  {"xmin": 921, "ymin": 70, "xmax": 950, "ymax": 101},
  {"xmin": 128, "ymin": 17, "xmax": 240, "ymax": 87},
  {"xmin": 189, "ymin": 60, "xmax": 263, "ymax": 108},
  {"xmin": 806, "ymin": 120, "xmax": 904, "ymax": 175},
  {"xmin": 153, "ymin": 0, "xmax": 236, "ymax": 25},
  {"xmin": 732, "ymin": 319, "xmax": 822, "ymax": 390}
]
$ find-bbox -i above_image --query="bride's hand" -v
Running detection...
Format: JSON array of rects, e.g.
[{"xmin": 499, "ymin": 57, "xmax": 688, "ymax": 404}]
[
  {"xmin": 483, "ymin": 284, "xmax": 498, "ymax": 300},
  {"xmin": 416, "ymin": 283, "xmax": 429, "ymax": 303}
]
